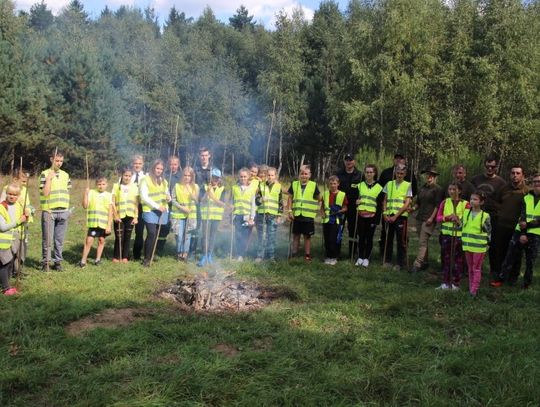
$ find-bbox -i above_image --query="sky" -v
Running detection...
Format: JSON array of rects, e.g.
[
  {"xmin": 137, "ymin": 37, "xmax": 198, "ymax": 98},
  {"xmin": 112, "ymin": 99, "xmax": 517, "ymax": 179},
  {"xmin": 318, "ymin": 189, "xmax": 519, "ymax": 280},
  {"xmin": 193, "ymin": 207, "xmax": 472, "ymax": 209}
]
[{"xmin": 14, "ymin": 0, "xmax": 346, "ymax": 28}]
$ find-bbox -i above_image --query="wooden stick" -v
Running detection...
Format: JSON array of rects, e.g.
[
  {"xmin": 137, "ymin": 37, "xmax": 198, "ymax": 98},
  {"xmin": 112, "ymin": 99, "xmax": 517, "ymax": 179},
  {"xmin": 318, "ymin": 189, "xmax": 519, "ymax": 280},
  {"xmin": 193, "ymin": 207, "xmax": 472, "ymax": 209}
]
[
  {"xmin": 229, "ymin": 152, "xmax": 235, "ymax": 260},
  {"xmin": 15, "ymin": 162, "xmax": 29, "ymax": 288},
  {"xmin": 85, "ymin": 152, "xmax": 90, "ymax": 189},
  {"xmin": 265, "ymin": 99, "xmax": 276, "ymax": 165}
]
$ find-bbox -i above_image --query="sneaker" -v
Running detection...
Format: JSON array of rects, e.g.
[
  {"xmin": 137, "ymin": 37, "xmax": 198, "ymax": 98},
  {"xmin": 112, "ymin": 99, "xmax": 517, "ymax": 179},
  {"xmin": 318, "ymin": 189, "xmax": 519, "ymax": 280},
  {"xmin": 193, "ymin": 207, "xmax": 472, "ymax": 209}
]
[
  {"xmin": 355, "ymin": 258, "xmax": 364, "ymax": 267},
  {"xmin": 208, "ymin": 254, "xmax": 214, "ymax": 264},
  {"xmin": 408, "ymin": 265, "xmax": 420, "ymax": 273},
  {"xmin": 52, "ymin": 262, "xmax": 63, "ymax": 272},
  {"xmin": 237, "ymin": 256, "xmax": 244, "ymax": 262},
  {"xmin": 330, "ymin": 258, "xmax": 338, "ymax": 265},
  {"xmin": 3, "ymin": 287, "xmax": 18, "ymax": 296},
  {"xmin": 451, "ymin": 284, "xmax": 460, "ymax": 291},
  {"xmin": 522, "ymin": 283, "xmax": 530, "ymax": 290},
  {"xmin": 78, "ymin": 261, "xmax": 87, "ymax": 269},
  {"xmin": 362, "ymin": 259, "xmax": 369, "ymax": 267},
  {"xmin": 304, "ymin": 254, "xmax": 312, "ymax": 263},
  {"xmin": 324, "ymin": 258, "xmax": 332, "ymax": 265},
  {"xmin": 41, "ymin": 263, "xmax": 50, "ymax": 272},
  {"xmin": 112, "ymin": 258, "xmax": 120, "ymax": 263},
  {"xmin": 383, "ymin": 262, "xmax": 392, "ymax": 270},
  {"xmin": 436, "ymin": 283, "xmax": 450, "ymax": 290},
  {"xmin": 490, "ymin": 280, "xmax": 503, "ymax": 288},
  {"xmin": 255, "ymin": 258, "xmax": 263, "ymax": 263},
  {"xmin": 122, "ymin": 258, "xmax": 129, "ymax": 263},
  {"xmin": 392, "ymin": 265, "xmax": 401, "ymax": 272},
  {"xmin": 94, "ymin": 259, "xmax": 102, "ymax": 266},
  {"xmin": 142, "ymin": 259, "xmax": 151, "ymax": 267}
]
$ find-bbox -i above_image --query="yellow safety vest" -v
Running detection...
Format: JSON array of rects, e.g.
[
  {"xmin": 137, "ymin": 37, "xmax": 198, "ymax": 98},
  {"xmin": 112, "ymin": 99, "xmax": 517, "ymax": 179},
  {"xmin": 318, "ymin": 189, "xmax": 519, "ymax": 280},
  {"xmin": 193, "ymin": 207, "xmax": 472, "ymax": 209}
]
[
  {"xmin": 112, "ymin": 183, "xmax": 138, "ymax": 218},
  {"xmin": 357, "ymin": 182, "xmax": 382, "ymax": 213},
  {"xmin": 201, "ymin": 185, "xmax": 225, "ymax": 221},
  {"xmin": 323, "ymin": 190, "xmax": 346, "ymax": 224},
  {"xmin": 384, "ymin": 180, "xmax": 411, "ymax": 217},
  {"xmin": 292, "ymin": 181, "xmax": 319, "ymax": 219},
  {"xmin": 171, "ymin": 184, "xmax": 199, "ymax": 220},
  {"xmin": 257, "ymin": 182, "xmax": 282, "ymax": 216},
  {"xmin": 87, "ymin": 190, "xmax": 111, "ymax": 229},
  {"xmin": 140, "ymin": 177, "xmax": 168, "ymax": 213},
  {"xmin": 40, "ymin": 169, "xmax": 70, "ymax": 210},
  {"xmin": 440, "ymin": 199, "xmax": 467, "ymax": 237},
  {"xmin": 232, "ymin": 185, "xmax": 256, "ymax": 216},
  {"xmin": 517, "ymin": 194, "xmax": 540, "ymax": 236},
  {"xmin": 462, "ymin": 209, "xmax": 489, "ymax": 253},
  {"xmin": 0, "ymin": 203, "xmax": 23, "ymax": 249}
]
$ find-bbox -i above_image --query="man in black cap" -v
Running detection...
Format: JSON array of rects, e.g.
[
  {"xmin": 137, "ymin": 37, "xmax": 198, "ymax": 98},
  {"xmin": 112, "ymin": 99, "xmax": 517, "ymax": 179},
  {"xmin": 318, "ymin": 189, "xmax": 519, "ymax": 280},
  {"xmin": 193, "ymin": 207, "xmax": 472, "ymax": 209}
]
[
  {"xmin": 410, "ymin": 166, "xmax": 443, "ymax": 272},
  {"xmin": 378, "ymin": 153, "xmax": 417, "ymax": 255},
  {"xmin": 336, "ymin": 153, "xmax": 363, "ymax": 258}
]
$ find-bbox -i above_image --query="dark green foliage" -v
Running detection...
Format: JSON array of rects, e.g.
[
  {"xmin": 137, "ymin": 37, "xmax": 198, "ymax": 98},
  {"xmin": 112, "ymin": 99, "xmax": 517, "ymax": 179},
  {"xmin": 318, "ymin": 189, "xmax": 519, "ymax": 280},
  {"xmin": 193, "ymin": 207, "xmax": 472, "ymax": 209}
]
[{"xmin": 0, "ymin": 0, "xmax": 540, "ymax": 176}]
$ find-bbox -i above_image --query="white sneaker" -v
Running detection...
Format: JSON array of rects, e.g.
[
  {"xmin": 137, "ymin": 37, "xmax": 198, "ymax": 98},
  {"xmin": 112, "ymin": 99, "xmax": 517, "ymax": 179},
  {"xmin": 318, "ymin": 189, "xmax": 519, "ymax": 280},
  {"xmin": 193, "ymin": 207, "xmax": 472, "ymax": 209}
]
[
  {"xmin": 330, "ymin": 258, "xmax": 338, "ymax": 265},
  {"xmin": 355, "ymin": 258, "xmax": 364, "ymax": 266},
  {"xmin": 324, "ymin": 258, "xmax": 332, "ymax": 265},
  {"xmin": 362, "ymin": 259, "xmax": 369, "ymax": 267},
  {"xmin": 237, "ymin": 256, "xmax": 244, "ymax": 262},
  {"xmin": 255, "ymin": 257, "xmax": 263, "ymax": 263},
  {"xmin": 451, "ymin": 284, "xmax": 460, "ymax": 291},
  {"xmin": 436, "ymin": 283, "xmax": 450, "ymax": 290}
]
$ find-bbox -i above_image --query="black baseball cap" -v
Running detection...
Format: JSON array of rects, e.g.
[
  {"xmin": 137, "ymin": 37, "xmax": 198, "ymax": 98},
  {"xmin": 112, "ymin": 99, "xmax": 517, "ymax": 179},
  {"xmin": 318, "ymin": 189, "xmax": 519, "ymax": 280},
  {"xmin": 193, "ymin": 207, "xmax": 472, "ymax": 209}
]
[
  {"xmin": 394, "ymin": 153, "xmax": 405, "ymax": 159},
  {"xmin": 344, "ymin": 153, "xmax": 355, "ymax": 161}
]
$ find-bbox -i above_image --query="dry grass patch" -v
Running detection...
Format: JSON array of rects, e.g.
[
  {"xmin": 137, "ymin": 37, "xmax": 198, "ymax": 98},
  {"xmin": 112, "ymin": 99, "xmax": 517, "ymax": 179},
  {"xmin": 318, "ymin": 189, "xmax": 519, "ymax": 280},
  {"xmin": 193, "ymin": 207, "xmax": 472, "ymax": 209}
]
[{"xmin": 65, "ymin": 308, "xmax": 152, "ymax": 336}]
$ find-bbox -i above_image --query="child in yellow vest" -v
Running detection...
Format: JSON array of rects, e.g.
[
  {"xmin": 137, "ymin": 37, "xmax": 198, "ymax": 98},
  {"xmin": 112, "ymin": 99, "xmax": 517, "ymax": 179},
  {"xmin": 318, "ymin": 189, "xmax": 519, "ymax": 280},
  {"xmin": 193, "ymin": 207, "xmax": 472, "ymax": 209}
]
[
  {"xmin": 255, "ymin": 166, "xmax": 283, "ymax": 262},
  {"xmin": 461, "ymin": 191, "xmax": 491, "ymax": 297},
  {"xmin": 436, "ymin": 183, "xmax": 469, "ymax": 290},
  {"xmin": 79, "ymin": 177, "xmax": 113, "ymax": 267},
  {"xmin": 198, "ymin": 168, "xmax": 226, "ymax": 266},
  {"xmin": 232, "ymin": 168, "xmax": 256, "ymax": 261},
  {"xmin": 355, "ymin": 164, "xmax": 383, "ymax": 267},
  {"xmin": 288, "ymin": 165, "xmax": 320, "ymax": 262},
  {"xmin": 0, "ymin": 184, "xmax": 28, "ymax": 295},
  {"xmin": 171, "ymin": 166, "xmax": 199, "ymax": 261},
  {"xmin": 112, "ymin": 168, "xmax": 139, "ymax": 263},
  {"xmin": 321, "ymin": 176, "xmax": 348, "ymax": 265}
]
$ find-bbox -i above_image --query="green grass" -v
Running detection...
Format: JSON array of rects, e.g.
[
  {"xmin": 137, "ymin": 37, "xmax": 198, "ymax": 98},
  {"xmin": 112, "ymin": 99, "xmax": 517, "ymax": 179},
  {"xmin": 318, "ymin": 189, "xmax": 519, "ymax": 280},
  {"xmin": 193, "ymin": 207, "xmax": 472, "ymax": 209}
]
[{"xmin": 1, "ymin": 179, "xmax": 539, "ymax": 406}]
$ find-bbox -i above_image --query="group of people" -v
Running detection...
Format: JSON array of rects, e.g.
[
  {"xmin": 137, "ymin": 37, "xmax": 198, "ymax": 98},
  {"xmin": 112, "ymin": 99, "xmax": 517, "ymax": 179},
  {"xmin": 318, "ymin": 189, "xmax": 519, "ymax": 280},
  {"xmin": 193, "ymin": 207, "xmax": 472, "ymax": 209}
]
[{"xmin": 0, "ymin": 148, "xmax": 538, "ymax": 298}]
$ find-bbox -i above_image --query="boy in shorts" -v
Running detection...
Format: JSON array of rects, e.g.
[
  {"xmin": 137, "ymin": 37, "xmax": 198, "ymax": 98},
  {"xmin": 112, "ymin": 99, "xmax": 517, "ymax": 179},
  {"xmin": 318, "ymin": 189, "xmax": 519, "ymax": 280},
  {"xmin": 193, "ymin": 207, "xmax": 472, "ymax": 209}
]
[
  {"xmin": 288, "ymin": 165, "xmax": 320, "ymax": 262},
  {"xmin": 79, "ymin": 177, "xmax": 113, "ymax": 267}
]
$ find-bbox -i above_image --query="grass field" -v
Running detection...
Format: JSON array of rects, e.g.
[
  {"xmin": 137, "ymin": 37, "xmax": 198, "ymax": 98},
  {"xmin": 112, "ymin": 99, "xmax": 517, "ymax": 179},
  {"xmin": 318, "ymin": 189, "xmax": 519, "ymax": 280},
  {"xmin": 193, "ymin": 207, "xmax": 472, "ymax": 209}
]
[{"xmin": 1, "ymin": 179, "xmax": 539, "ymax": 406}]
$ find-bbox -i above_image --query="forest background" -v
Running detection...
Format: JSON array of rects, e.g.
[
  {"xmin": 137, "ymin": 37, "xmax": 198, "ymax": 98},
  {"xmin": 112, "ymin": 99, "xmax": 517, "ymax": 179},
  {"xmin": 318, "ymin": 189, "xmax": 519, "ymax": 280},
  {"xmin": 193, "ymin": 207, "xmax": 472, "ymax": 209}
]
[{"xmin": 1, "ymin": 0, "xmax": 540, "ymax": 181}]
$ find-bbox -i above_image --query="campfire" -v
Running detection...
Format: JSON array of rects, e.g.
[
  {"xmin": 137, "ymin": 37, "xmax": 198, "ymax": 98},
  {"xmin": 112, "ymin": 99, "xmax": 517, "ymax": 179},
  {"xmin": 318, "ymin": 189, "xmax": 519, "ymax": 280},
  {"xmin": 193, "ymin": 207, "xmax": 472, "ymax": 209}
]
[{"xmin": 159, "ymin": 270, "xmax": 296, "ymax": 312}]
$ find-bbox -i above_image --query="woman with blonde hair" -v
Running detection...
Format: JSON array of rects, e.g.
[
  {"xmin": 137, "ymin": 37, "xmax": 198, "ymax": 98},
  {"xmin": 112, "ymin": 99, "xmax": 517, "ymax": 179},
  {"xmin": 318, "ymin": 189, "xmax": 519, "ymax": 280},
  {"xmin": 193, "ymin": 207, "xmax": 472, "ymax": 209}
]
[{"xmin": 171, "ymin": 166, "xmax": 199, "ymax": 261}]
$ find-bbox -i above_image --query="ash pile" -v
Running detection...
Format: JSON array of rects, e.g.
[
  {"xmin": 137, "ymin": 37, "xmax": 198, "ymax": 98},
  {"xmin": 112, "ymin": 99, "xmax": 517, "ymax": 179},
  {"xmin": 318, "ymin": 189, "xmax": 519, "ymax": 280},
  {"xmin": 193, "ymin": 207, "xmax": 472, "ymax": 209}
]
[{"xmin": 160, "ymin": 272, "xmax": 288, "ymax": 312}]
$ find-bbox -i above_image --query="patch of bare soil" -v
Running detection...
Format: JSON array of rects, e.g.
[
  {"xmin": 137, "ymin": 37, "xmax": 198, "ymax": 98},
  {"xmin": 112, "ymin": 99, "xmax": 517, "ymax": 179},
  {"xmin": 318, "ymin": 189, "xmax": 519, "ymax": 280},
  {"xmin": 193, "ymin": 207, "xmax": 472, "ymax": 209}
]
[
  {"xmin": 213, "ymin": 343, "xmax": 240, "ymax": 358},
  {"xmin": 66, "ymin": 308, "xmax": 151, "ymax": 336}
]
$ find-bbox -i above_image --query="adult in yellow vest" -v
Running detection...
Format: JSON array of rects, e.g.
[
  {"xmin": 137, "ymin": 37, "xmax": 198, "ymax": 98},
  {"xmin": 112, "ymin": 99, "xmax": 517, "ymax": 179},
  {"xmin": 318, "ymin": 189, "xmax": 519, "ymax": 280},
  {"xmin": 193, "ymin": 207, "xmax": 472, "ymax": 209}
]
[
  {"xmin": 462, "ymin": 191, "xmax": 491, "ymax": 297},
  {"xmin": 435, "ymin": 183, "xmax": 469, "ymax": 290},
  {"xmin": 0, "ymin": 184, "xmax": 28, "ymax": 295},
  {"xmin": 355, "ymin": 164, "xmax": 383, "ymax": 267},
  {"xmin": 254, "ymin": 166, "xmax": 283, "ymax": 262},
  {"xmin": 171, "ymin": 166, "xmax": 199, "ymax": 262},
  {"xmin": 39, "ymin": 151, "xmax": 71, "ymax": 271},
  {"xmin": 232, "ymin": 168, "xmax": 256, "ymax": 261},
  {"xmin": 79, "ymin": 177, "xmax": 113, "ymax": 267},
  {"xmin": 494, "ymin": 173, "xmax": 540, "ymax": 289},
  {"xmin": 321, "ymin": 176, "xmax": 348, "ymax": 265},
  {"xmin": 287, "ymin": 165, "xmax": 321, "ymax": 262},
  {"xmin": 139, "ymin": 159, "xmax": 170, "ymax": 267},
  {"xmin": 382, "ymin": 164, "xmax": 412, "ymax": 271},
  {"xmin": 198, "ymin": 168, "xmax": 226, "ymax": 266},
  {"xmin": 112, "ymin": 168, "xmax": 139, "ymax": 263}
]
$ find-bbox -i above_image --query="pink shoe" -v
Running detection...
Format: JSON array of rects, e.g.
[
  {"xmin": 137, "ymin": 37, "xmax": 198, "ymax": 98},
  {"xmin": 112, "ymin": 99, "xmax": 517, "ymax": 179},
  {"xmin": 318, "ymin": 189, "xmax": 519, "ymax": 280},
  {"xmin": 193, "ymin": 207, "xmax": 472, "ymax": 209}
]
[
  {"xmin": 4, "ymin": 287, "xmax": 18, "ymax": 296},
  {"xmin": 122, "ymin": 258, "xmax": 129, "ymax": 263},
  {"xmin": 112, "ymin": 258, "xmax": 120, "ymax": 263}
]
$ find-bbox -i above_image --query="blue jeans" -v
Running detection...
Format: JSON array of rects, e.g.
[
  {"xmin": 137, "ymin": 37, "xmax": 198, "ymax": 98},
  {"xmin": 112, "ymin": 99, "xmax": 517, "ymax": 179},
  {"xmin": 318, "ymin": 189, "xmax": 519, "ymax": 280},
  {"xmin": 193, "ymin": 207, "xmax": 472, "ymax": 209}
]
[
  {"xmin": 255, "ymin": 214, "xmax": 278, "ymax": 259},
  {"xmin": 173, "ymin": 218, "xmax": 194, "ymax": 254},
  {"xmin": 41, "ymin": 210, "xmax": 69, "ymax": 265}
]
